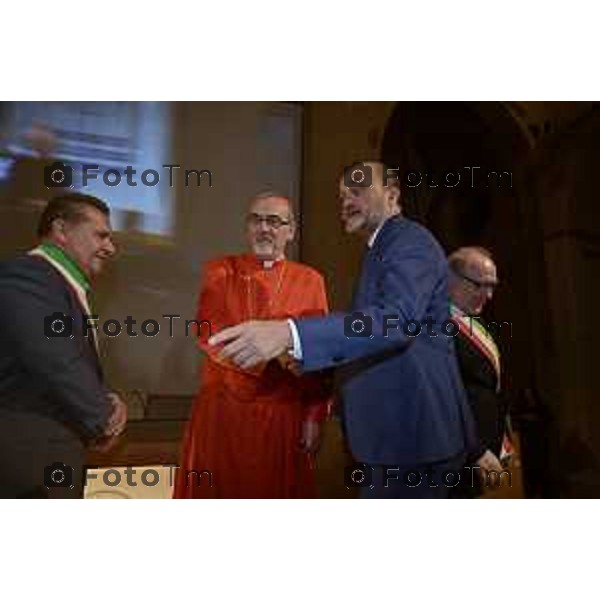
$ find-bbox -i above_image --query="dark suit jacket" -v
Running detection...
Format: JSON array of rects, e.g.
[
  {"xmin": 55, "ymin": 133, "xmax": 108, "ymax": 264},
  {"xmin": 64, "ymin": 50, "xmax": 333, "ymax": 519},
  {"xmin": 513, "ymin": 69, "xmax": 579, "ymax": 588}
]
[
  {"xmin": 0, "ymin": 254, "xmax": 111, "ymax": 441},
  {"xmin": 454, "ymin": 326, "xmax": 506, "ymax": 459},
  {"xmin": 296, "ymin": 216, "xmax": 476, "ymax": 466}
]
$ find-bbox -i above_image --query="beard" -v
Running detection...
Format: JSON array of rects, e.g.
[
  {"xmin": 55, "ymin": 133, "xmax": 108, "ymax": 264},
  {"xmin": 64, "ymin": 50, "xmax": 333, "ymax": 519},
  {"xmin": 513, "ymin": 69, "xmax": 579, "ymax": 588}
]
[{"xmin": 253, "ymin": 238, "xmax": 277, "ymax": 259}]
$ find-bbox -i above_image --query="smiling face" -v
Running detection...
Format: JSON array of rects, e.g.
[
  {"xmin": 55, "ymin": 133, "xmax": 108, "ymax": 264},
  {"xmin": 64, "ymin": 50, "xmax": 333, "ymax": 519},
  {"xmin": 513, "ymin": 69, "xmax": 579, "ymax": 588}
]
[
  {"xmin": 245, "ymin": 195, "xmax": 295, "ymax": 261},
  {"xmin": 49, "ymin": 205, "xmax": 116, "ymax": 279},
  {"xmin": 339, "ymin": 162, "xmax": 401, "ymax": 238}
]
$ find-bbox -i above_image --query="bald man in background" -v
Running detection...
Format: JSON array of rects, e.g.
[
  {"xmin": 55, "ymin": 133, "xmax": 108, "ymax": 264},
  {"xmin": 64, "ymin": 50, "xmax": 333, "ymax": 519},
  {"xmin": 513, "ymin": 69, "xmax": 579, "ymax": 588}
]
[
  {"xmin": 448, "ymin": 246, "xmax": 510, "ymax": 496},
  {"xmin": 174, "ymin": 193, "xmax": 331, "ymax": 498}
]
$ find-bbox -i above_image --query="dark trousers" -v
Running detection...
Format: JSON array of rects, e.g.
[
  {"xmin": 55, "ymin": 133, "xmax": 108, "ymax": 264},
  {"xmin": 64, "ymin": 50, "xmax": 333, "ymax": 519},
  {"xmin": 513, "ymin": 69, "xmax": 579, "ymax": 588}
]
[
  {"xmin": 359, "ymin": 455, "xmax": 467, "ymax": 499},
  {"xmin": 0, "ymin": 410, "xmax": 85, "ymax": 499}
]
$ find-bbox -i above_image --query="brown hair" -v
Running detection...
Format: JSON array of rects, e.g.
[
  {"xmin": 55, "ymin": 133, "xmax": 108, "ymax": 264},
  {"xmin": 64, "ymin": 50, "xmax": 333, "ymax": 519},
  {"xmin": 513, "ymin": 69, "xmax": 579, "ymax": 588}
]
[{"xmin": 37, "ymin": 193, "xmax": 110, "ymax": 237}]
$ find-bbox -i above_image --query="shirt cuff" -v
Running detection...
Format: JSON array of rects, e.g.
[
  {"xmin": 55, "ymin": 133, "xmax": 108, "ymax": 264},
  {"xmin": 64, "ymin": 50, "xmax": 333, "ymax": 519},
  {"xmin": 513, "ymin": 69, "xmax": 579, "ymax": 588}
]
[{"xmin": 287, "ymin": 318, "xmax": 303, "ymax": 361}]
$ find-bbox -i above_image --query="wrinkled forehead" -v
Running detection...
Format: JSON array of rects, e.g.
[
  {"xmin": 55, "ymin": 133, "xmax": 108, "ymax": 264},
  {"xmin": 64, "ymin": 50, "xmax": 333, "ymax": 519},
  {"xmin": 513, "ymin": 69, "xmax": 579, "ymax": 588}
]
[
  {"xmin": 71, "ymin": 205, "xmax": 112, "ymax": 231},
  {"xmin": 465, "ymin": 253, "xmax": 497, "ymax": 279},
  {"xmin": 248, "ymin": 196, "xmax": 291, "ymax": 218}
]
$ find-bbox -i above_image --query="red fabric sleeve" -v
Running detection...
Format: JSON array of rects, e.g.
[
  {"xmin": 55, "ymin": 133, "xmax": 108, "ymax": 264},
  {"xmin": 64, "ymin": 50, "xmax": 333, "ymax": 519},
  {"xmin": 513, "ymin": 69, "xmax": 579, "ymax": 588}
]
[{"xmin": 193, "ymin": 259, "xmax": 266, "ymax": 378}]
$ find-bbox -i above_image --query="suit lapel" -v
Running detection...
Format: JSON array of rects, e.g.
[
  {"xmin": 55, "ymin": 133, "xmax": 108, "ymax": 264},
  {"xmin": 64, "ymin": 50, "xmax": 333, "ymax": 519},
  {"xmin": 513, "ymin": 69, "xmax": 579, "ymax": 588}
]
[
  {"xmin": 351, "ymin": 217, "xmax": 403, "ymax": 309},
  {"xmin": 351, "ymin": 249, "xmax": 373, "ymax": 309}
]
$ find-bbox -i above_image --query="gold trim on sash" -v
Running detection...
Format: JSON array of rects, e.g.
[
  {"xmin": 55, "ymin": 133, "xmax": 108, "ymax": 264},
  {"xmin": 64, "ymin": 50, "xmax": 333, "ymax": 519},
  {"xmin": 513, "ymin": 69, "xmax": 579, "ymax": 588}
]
[{"xmin": 450, "ymin": 304, "xmax": 501, "ymax": 391}]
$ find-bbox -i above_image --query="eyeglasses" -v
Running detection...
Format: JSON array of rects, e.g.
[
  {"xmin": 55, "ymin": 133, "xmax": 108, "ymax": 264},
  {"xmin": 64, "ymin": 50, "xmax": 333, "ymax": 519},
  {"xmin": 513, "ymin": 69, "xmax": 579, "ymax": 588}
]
[
  {"xmin": 247, "ymin": 213, "xmax": 291, "ymax": 230},
  {"xmin": 459, "ymin": 273, "xmax": 499, "ymax": 291}
]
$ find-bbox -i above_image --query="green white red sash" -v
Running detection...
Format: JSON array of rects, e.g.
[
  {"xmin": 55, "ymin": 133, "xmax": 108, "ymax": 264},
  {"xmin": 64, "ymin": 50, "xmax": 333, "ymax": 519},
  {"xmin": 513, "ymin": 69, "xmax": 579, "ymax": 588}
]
[
  {"xmin": 29, "ymin": 243, "xmax": 98, "ymax": 352},
  {"xmin": 450, "ymin": 303, "xmax": 501, "ymax": 390},
  {"xmin": 450, "ymin": 303, "xmax": 514, "ymax": 463}
]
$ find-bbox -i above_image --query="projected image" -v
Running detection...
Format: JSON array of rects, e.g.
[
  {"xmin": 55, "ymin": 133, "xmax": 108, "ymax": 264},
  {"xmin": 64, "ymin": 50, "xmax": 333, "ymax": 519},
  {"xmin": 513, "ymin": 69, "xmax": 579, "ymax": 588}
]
[{"xmin": 0, "ymin": 101, "xmax": 173, "ymax": 235}]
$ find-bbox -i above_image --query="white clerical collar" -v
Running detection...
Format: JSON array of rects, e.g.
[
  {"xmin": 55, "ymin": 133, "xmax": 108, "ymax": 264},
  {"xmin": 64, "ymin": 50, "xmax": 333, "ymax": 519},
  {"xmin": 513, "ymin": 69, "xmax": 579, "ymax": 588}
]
[{"xmin": 261, "ymin": 257, "xmax": 284, "ymax": 269}]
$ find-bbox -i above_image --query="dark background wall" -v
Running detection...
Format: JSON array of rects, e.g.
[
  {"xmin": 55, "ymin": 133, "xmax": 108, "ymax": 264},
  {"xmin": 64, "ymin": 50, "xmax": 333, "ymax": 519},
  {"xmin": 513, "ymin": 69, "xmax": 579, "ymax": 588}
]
[{"xmin": 302, "ymin": 100, "xmax": 600, "ymax": 497}]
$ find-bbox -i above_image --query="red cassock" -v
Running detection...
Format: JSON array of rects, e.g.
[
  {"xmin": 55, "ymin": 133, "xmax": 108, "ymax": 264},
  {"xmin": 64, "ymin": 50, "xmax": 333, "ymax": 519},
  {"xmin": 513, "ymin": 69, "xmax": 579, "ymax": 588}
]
[{"xmin": 173, "ymin": 254, "xmax": 331, "ymax": 498}]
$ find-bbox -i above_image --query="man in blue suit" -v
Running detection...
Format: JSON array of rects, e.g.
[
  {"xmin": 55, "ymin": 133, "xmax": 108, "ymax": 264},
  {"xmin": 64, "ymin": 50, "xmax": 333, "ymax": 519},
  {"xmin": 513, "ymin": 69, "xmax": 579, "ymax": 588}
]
[{"xmin": 210, "ymin": 161, "xmax": 475, "ymax": 498}]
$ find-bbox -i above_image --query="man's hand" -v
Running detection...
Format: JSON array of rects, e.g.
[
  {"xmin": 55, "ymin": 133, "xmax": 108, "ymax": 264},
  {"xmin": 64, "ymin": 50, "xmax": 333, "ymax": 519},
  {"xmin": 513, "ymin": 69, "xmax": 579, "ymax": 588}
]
[
  {"xmin": 277, "ymin": 354, "xmax": 303, "ymax": 377},
  {"xmin": 91, "ymin": 393, "xmax": 127, "ymax": 453},
  {"xmin": 299, "ymin": 420, "xmax": 321, "ymax": 454},
  {"xmin": 476, "ymin": 449, "xmax": 503, "ymax": 485},
  {"xmin": 208, "ymin": 320, "xmax": 292, "ymax": 370},
  {"xmin": 104, "ymin": 392, "xmax": 127, "ymax": 437}
]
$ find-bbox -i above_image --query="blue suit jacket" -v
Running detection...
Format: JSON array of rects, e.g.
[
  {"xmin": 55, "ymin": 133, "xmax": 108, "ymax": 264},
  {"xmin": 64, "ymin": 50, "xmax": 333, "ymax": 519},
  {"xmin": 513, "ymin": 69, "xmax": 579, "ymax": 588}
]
[{"xmin": 295, "ymin": 216, "xmax": 475, "ymax": 466}]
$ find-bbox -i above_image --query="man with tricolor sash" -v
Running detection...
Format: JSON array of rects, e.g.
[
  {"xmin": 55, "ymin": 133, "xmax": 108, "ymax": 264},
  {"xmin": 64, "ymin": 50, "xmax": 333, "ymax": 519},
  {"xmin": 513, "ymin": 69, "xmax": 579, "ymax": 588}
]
[
  {"xmin": 0, "ymin": 193, "xmax": 126, "ymax": 498},
  {"xmin": 448, "ymin": 246, "xmax": 512, "ymax": 496}
]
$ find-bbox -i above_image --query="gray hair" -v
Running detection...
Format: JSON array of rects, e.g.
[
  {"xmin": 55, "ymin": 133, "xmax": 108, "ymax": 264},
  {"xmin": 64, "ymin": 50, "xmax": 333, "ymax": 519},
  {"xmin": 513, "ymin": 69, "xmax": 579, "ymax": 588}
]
[{"xmin": 248, "ymin": 191, "xmax": 296, "ymax": 226}]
